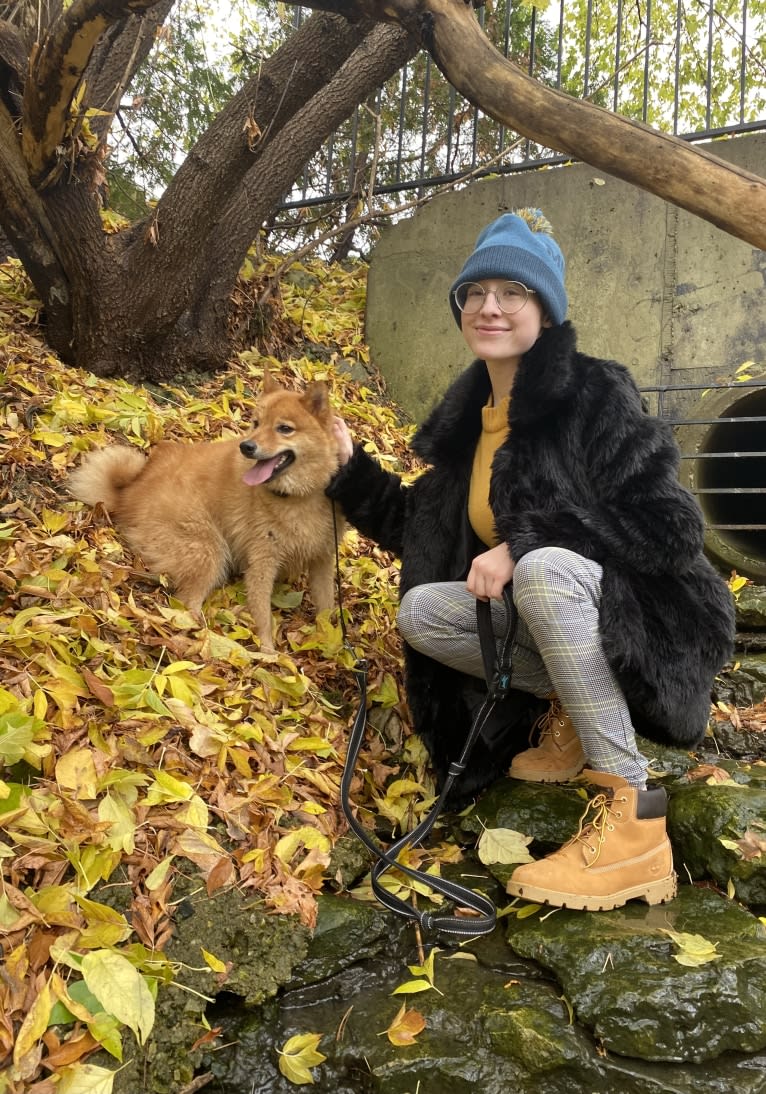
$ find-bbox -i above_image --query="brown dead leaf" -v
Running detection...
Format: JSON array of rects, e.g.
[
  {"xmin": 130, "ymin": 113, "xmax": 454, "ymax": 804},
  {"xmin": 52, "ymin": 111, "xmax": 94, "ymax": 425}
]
[
  {"xmin": 735, "ymin": 827, "xmax": 766, "ymax": 861},
  {"xmin": 190, "ymin": 1025, "xmax": 223, "ymax": 1052},
  {"xmin": 206, "ymin": 854, "xmax": 235, "ymax": 895},
  {"xmin": 80, "ymin": 666, "xmax": 115, "ymax": 706},
  {"xmin": 686, "ymin": 764, "xmax": 734, "ymax": 784},
  {"xmin": 384, "ymin": 1002, "xmax": 426, "ymax": 1046},
  {"xmin": 40, "ymin": 1030, "xmax": 100, "ymax": 1070}
]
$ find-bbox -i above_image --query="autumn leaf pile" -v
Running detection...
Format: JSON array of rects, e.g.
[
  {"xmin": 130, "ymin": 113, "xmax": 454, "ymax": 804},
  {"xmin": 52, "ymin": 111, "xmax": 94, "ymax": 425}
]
[{"xmin": 0, "ymin": 255, "xmax": 434, "ymax": 1091}]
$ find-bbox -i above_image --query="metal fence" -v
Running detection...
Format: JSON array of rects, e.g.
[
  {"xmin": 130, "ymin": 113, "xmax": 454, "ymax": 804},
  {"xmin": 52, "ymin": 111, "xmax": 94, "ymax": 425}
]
[{"xmin": 284, "ymin": 0, "xmax": 766, "ymax": 210}]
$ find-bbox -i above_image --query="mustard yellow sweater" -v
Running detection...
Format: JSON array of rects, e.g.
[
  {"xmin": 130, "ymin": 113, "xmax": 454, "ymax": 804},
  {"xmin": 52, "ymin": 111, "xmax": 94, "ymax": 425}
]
[{"xmin": 468, "ymin": 396, "xmax": 510, "ymax": 548}]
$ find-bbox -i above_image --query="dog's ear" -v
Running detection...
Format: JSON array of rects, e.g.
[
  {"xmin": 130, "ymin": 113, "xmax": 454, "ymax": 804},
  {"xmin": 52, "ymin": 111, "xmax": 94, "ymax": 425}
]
[
  {"xmin": 262, "ymin": 367, "xmax": 279, "ymax": 394},
  {"xmin": 302, "ymin": 381, "xmax": 331, "ymax": 424}
]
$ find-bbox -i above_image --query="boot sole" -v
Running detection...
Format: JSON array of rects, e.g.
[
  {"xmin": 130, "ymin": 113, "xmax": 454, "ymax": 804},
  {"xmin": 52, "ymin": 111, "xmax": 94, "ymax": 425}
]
[
  {"xmin": 506, "ymin": 872, "xmax": 677, "ymax": 911},
  {"xmin": 509, "ymin": 761, "xmax": 586, "ymax": 783}
]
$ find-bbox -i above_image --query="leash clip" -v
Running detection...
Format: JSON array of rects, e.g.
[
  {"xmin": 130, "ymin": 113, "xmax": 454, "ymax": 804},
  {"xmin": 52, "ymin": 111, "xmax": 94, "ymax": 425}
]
[{"xmin": 489, "ymin": 669, "xmax": 511, "ymax": 701}]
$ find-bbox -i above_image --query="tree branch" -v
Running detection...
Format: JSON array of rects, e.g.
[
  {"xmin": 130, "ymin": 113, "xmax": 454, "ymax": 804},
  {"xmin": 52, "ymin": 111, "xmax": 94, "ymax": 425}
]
[
  {"xmin": 84, "ymin": 0, "xmax": 174, "ymax": 141},
  {"xmin": 286, "ymin": 0, "xmax": 766, "ymax": 249},
  {"xmin": 146, "ymin": 12, "xmax": 375, "ymax": 242},
  {"xmin": 0, "ymin": 98, "xmax": 71, "ymax": 331},
  {"xmin": 21, "ymin": 0, "xmax": 161, "ymax": 184},
  {"xmin": 260, "ymin": 131, "xmax": 530, "ymax": 302},
  {"xmin": 121, "ymin": 11, "xmax": 386, "ymax": 320},
  {"xmin": 199, "ymin": 21, "xmax": 418, "ymax": 300}
]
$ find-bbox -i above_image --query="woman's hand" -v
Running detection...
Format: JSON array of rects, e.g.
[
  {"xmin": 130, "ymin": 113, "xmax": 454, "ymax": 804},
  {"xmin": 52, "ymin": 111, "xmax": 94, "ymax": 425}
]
[
  {"xmin": 332, "ymin": 416, "xmax": 354, "ymax": 466},
  {"xmin": 466, "ymin": 543, "xmax": 515, "ymax": 601}
]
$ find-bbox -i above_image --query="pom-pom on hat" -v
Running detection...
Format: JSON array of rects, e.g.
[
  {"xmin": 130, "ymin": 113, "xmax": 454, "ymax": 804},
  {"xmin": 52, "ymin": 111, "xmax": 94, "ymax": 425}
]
[{"xmin": 449, "ymin": 208, "xmax": 567, "ymax": 326}]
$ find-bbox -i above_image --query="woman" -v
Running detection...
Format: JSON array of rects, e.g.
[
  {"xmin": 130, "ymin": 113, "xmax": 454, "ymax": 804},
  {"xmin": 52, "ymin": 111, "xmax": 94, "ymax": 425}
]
[{"xmin": 328, "ymin": 208, "xmax": 734, "ymax": 911}]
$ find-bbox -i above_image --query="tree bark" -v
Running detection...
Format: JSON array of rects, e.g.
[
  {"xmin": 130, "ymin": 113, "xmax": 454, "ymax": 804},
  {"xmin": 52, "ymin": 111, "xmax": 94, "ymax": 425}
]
[
  {"xmin": 0, "ymin": 99, "xmax": 72, "ymax": 342},
  {"xmin": 84, "ymin": 1, "xmax": 175, "ymax": 141},
  {"xmin": 173, "ymin": 21, "xmax": 417, "ymax": 371},
  {"xmin": 0, "ymin": 0, "xmax": 420, "ymax": 379},
  {"xmin": 291, "ymin": 0, "xmax": 766, "ymax": 251},
  {"xmin": 21, "ymin": 0, "xmax": 161, "ymax": 184}
]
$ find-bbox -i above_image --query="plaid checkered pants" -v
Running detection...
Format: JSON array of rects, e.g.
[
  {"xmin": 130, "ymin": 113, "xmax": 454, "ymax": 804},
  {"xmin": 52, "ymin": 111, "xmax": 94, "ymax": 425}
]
[{"xmin": 397, "ymin": 546, "xmax": 648, "ymax": 786}]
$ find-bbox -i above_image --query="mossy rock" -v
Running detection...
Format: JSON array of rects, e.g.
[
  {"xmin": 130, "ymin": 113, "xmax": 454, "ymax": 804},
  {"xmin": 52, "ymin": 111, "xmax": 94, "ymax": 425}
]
[
  {"xmin": 202, "ymin": 894, "xmax": 766, "ymax": 1092},
  {"xmin": 733, "ymin": 585, "xmax": 766, "ymax": 629},
  {"xmin": 668, "ymin": 782, "xmax": 766, "ymax": 903},
  {"xmin": 505, "ymin": 886, "xmax": 766, "ymax": 1063},
  {"xmin": 458, "ymin": 779, "xmax": 587, "ymax": 851},
  {"xmin": 108, "ymin": 879, "xmax": 310, "ymax": 1093},
  {"xmin": 717, "ymin": 654, "xmax": 766, "ymax": 706},
  {"xmin": 286, "ymin": 892, "xmax": 412, "ymax": 988}
]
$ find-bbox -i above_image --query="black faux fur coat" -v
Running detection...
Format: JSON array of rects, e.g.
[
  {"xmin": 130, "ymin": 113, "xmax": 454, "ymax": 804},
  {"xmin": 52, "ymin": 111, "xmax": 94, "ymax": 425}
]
[{"xmin": 328, "ymin": 323, "xmax": 735, "ymax": 799}]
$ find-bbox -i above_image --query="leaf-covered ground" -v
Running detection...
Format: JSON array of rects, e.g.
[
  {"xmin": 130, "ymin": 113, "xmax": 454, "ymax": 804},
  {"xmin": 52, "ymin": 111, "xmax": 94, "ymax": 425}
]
[
  {"xmin": 0, "ymin": 256, "xmax": 444, "ymax": 1092},
  {"xmin": 2, "ymin": 256, "xmax": 764, "ymax": 1093}
]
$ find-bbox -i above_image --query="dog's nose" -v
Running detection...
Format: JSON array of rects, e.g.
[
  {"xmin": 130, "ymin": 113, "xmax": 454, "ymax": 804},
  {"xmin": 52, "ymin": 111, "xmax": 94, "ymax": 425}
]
[{"xmin": 240, "ymin": 440, "xmax": 257, "ymax": 459}]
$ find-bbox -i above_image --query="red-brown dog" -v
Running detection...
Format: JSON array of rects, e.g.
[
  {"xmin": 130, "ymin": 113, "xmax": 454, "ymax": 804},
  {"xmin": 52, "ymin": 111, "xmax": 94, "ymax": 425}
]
[{"xmin": 68, "ymin": 373, "xmax": 343, "ymax": 648}]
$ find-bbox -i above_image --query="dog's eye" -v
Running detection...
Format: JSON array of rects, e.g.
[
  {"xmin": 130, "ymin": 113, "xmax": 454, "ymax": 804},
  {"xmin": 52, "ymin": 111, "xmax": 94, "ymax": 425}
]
[
  {"xmin": 276, "ymin": 423, "xmax": 294, "ymax": 435},
  {"xmin": 251, "ymin": 419, "xmax": 259, "ymax": 429}
]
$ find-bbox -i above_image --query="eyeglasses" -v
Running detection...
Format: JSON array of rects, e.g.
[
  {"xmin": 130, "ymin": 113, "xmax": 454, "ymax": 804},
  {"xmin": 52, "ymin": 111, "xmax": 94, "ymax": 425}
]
[{"xmin": 453, "ymin": 281, "xmax": 537, "ymax": 316}]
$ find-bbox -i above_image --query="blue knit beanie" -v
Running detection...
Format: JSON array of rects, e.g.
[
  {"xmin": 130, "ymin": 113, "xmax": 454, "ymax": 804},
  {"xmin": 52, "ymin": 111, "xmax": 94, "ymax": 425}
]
[{"xmin": 449, "ymin": 208, "xmax": 567, "ymax": 326}]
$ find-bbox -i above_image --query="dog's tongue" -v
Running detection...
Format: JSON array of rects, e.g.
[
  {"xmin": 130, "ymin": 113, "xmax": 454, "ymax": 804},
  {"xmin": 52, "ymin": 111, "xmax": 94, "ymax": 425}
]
[{"xmin": 243, "ymin": 457, "xmax": 280, "ymax": 486}]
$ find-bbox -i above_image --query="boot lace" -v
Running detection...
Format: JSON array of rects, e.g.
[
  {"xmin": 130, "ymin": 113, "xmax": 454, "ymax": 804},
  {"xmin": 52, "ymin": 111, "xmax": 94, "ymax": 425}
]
[
  {"xmin": 569, "ymin": 792, "xmax": 627, "ymax": 866},
  {"xmin": 529, "ymin": 699, "xmax": 567, "ymax": 746}
]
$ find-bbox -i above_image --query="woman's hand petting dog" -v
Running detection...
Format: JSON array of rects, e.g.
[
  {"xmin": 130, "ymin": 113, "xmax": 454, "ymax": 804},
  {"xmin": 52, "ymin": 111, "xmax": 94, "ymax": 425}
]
[{"xmin": 333, "ymin": 416, "xmax": 354, "ymax": 466}]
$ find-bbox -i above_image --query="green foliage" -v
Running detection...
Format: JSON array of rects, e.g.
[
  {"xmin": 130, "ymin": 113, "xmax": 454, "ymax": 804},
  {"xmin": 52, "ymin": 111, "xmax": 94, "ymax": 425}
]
[{"xmin": 558, "ymin": 0, "xmax": 766, "ymax": 132}]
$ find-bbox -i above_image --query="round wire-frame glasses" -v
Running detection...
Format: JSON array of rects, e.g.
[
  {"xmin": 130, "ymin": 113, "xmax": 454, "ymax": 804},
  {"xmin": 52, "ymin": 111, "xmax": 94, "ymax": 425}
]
[{"xmin": 453, "ymin": 281, "xmax": 537, "ymax": 316}]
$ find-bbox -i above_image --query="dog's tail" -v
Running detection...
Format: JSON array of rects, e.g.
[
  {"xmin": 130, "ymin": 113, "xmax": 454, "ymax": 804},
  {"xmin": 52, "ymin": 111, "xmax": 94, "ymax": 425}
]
[{"xmin": 67, "ymin": 445, "xmax": 147, "ymax": 511}]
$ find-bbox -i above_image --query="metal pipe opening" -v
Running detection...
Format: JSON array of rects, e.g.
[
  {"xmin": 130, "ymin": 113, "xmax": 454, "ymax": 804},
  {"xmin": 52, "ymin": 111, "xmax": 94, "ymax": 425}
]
[{"xmin": 678, "ymin": 383, "xmax": 766, "ymax": 580}]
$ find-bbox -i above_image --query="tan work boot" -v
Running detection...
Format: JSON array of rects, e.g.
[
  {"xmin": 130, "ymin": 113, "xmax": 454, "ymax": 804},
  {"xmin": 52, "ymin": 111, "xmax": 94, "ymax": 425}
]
[
  {"xmin": 506, "ymin": 769, "xmax": 677, "ymax": 911},
  {"xmin": 509, "ymin": 700, "xmax": 585, "ymax": 782}
]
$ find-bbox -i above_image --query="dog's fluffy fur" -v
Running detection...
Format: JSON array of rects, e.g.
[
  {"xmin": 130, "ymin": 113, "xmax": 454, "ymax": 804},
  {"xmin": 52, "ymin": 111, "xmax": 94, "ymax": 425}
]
[{"xmin": 67, "ymin": 373, "xmax": 343, "ymax": 649}]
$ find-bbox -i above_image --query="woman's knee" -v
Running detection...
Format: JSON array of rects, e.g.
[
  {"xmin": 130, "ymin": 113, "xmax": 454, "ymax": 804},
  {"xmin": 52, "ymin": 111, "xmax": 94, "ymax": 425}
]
[
  {"xmin": 397, "ymin": 586, "xmax": 422, "ymax": 642},
  {"xmin": 512, "ymin": 547, "xmax": 595, "ymax": 606},
  {"xmin": 398, "ymin": 582, "xmax": 475, "ymax": 645}
]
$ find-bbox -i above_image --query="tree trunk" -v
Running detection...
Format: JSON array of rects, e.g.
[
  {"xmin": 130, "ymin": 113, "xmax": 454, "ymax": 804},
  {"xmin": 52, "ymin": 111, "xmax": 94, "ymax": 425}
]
[
  {"xmin": 170, "ymin": 25, "xmax": 415, "ymax": 372},
  {"xmin": 0, "ymin": 3, "xmax": 418, "ymax": 381},
  {"xmin": 0, "ymin": 226, "xmax": 15, "ymax": 262}
]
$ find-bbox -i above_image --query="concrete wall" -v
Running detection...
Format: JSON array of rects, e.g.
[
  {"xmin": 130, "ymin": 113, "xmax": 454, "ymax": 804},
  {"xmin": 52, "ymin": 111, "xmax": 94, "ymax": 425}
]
[{"xmin": 366, "ymin": 132, "xmax": 766, "ymax": 422}]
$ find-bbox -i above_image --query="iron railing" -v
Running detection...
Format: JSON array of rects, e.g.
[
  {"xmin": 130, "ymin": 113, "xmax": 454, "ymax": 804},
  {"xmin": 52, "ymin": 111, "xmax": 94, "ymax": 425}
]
[{"xmin": 283, "ymin": 0, "xmax": 766, "ymax": 210}]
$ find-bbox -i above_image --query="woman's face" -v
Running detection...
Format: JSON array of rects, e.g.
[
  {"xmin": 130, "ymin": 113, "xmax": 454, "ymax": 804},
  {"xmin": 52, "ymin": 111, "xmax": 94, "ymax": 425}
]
[{"xmin": 459, "ymin": 279, "xmax": 549, "ymax": 368}]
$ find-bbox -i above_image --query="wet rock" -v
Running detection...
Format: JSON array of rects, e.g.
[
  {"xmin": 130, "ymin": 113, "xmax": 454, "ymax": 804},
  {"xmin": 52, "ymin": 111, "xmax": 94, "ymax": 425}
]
[
  {"xmin": 287, "ymin": 892, "xmax": 411, "ymax": 987},
  {"xmin": 639, "ymin": 737, "xmax": 699, "ymax": 778},
  {"xmin": 106, "ymin": 768, "xmax": 766, "ymax": 1092},
  {"xmin": 667, "ymin": 782, "xmax": 766, "ymax": 904},
  {"xmin": 734, "ymin": 585, "xmax": 766, "ymax": 629},
  {"xmin": 456, "ymin": 778, "xmax": 586, "ymax": 852},
  {"xmin": 504, "ymin": 886, "xmax": 766, "ymax": 1064},
  {"xmin": 327, "ymin": 833, "xmax": 374, "ymax": 890},
  {"xmin": 717, "ymin": 655, "xmax": 766, "ymax": 706},
  {"xmin": 705, "ymin": 718, "xmax": 766, "ymax": 760},
  {"xmin": 108, "ymin": 881, "xmax": 310, "ymax": 1094},
  {"xmin": 202, "ymin": 888, "xmax": 766, "ymax": 1092}
]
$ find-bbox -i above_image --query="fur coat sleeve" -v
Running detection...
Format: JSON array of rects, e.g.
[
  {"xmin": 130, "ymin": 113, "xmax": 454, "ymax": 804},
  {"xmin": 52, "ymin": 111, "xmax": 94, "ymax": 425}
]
[{"xmin": 326, "ymin": 445, "xmax": 409, "ymax": 556}]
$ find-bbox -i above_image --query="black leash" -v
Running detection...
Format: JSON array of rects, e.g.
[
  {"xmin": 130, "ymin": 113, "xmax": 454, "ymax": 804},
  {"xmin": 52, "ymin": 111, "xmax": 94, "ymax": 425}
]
[{"xmin": 332, "ymin": 504, "xmax": 517, "ymax": 938}]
